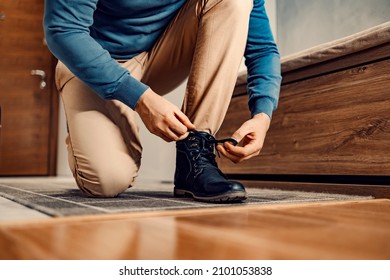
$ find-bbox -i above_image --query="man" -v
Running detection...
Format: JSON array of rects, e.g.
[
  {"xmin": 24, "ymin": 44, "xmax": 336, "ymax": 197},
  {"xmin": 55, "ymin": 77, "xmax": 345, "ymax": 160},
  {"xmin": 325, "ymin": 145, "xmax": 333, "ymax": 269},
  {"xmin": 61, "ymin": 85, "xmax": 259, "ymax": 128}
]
[{"xmin": 44, "ymin": 0, "xmax": 281, "ymax": 202}]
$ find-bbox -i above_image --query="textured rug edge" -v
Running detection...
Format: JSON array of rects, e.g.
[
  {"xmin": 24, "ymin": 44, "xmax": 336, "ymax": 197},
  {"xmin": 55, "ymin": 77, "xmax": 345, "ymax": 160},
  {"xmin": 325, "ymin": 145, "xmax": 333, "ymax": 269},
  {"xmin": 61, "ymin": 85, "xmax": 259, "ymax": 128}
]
[{"xmin": 0, "ymin": 182, "xmax": 374, "ymax": 218}]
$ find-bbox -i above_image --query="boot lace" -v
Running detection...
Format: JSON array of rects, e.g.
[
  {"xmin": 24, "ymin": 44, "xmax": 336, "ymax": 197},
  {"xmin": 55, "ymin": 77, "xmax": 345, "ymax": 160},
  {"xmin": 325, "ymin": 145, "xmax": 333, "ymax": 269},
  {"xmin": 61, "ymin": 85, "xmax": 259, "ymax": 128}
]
[{"xmin": 187, "ymin": 134, "xmax": 237, "ymax": 174}]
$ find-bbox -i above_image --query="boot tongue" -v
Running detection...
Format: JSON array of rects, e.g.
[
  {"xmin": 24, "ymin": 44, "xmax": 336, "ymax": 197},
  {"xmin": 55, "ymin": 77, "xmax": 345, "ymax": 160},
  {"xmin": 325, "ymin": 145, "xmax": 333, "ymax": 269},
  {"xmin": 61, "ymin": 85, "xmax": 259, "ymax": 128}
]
[
  {"xmin": 189, "ymin": 131, "xmax": 227, "ymax": 180},
  {"xmin": 195, "ymin": 131, "xmax": 216, "ymax": 154}
]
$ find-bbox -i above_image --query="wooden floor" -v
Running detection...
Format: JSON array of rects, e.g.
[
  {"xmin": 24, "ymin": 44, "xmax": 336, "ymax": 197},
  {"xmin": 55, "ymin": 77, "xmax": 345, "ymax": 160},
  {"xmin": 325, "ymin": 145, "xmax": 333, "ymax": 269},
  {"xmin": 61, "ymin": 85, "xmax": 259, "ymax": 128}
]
[{"xmin": 0, "ymin": 199, "xmax": 389, "ymax": 260}]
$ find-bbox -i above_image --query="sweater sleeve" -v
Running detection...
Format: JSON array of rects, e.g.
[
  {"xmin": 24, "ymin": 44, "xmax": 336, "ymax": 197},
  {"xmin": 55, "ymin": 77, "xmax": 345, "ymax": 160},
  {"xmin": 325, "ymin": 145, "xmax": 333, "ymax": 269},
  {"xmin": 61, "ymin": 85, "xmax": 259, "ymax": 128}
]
[
  {"xmin": 244, "ymin": 0, "xmax": 282, "ymax": 118},
  {"xmin": 43, "ymin": 0, "xmax": 148, "ymax": 109}
]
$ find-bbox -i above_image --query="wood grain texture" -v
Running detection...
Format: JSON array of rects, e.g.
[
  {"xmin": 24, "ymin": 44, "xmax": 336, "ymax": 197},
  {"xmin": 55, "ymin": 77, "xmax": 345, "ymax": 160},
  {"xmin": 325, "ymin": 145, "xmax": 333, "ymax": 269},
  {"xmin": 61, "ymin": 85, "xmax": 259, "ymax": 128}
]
[
  {"xmin": 0, "ymin": 199, "xmax": 388, "ymax": 259},
  {"xmin": 0, "ymin": 0, "xmax": 58, "ymax": 175},
  {"xmin": 281, "ymin": 43, "xmax": 390, "ymax": 84},
  {"xmin": 217, "ymin": 59, "xmax": 390, "ymax": 176},
  {"xmin": 233, "ymin": 43, "xmax": 390, "ymax": 97}
]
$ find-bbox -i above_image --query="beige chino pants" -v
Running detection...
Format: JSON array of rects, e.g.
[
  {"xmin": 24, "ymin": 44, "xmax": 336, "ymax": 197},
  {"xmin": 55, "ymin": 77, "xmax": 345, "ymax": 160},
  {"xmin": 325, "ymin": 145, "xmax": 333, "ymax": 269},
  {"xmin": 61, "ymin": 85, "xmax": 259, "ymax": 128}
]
[{"xmin": 56, "ymin": 0, "xmax": 253, "ymax": 197}]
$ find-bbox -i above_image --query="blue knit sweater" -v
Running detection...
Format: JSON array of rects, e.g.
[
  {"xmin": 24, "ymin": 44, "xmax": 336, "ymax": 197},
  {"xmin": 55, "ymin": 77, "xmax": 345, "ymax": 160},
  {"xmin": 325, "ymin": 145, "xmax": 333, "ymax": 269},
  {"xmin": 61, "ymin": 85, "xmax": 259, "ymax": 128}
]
[{"xmin": 44, "ymin": 0, "xmax": 281, "ymax": 118}]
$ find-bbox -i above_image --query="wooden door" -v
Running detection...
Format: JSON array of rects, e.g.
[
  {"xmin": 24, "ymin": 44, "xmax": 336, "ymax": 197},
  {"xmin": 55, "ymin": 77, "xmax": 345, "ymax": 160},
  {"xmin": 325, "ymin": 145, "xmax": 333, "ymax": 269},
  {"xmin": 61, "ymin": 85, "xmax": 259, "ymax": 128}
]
[{"xmin": 0, "ymin": 0, "xmax": 58, "ymax": 175}]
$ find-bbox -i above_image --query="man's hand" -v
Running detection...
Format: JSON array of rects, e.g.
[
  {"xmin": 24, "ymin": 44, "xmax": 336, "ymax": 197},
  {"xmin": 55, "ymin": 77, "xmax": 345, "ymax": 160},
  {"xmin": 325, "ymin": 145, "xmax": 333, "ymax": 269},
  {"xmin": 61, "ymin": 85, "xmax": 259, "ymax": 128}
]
[
  {"xmin": 135, "ymin": 88, "xmax": 196, "ymax": 142},
  {"xmin": 216, "ymin": 113, "xmax": 270, "ymax": 163}
]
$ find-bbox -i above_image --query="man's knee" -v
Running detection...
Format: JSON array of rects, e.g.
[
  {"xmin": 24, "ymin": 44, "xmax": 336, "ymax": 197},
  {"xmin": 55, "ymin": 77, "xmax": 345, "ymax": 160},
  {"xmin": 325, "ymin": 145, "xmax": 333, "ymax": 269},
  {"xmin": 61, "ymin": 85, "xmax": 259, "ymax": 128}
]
[{"xmin": 74, "ymin": 164, "xmax": 138, "ymax": 198}]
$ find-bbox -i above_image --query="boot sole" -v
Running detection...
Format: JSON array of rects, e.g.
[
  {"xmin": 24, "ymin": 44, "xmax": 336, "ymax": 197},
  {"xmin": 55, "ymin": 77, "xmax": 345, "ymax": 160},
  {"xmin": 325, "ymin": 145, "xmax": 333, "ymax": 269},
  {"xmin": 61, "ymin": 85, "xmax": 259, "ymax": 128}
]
[{"xmin": 174, "ymin": 188, "xmax": 247, "ymax": 203}]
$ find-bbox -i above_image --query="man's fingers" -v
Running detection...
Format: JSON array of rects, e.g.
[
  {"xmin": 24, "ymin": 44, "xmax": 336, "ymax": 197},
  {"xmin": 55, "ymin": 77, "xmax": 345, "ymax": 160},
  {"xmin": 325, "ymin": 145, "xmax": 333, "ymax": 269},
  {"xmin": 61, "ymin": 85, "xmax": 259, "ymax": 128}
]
[
  {"xmin": 160, "ymin": 127, "xmax": 187, "ymax": 142},
  {"xmin": 217, "ymin": 145, "xmax": 239, "ymax": 161},
  {"xmin": 167, "ymin": 115, "xmax": 189, "ymax": 137},
  {"xmin": 223, "ymin": 142, "xmax": 259, "ymax": 158},
  {"xmin": 135, "ymin": 88, "xmax": 195, "ymax": 142},
  {"xmin": 217, "ymin": 141, "xmax": 260, "ymax": 163},
  {"xmin": 159, "ymin": 111, "xmax": 193, "ymax": 141},
  {"xmin": 216, "ymin": 145, "xmax": 242, "ymax": 163},
  {"xmin": 176, "ymin": 131, "xmax": 190, "ymax": 141},
  {"xmin": 175, "ymin": 111, "xmax": 196, "ymax": 130},
  {"xmin": 230, "ymin": 131, "xmax": 245, "ymax": 144},
  {"xmin": 230, "ymin": 124, "xmax": 252, "ymax": 143},
  {"xmin": 163, "ymin": 110, "xmax": 195, "ymax": 140},
  {"xmin": 217, "ymin": 114, "xmax": 270, "ymax": 163},
  {"xmin": 167, "ymin": 127, "xmax": 190, "ymax": 141}
]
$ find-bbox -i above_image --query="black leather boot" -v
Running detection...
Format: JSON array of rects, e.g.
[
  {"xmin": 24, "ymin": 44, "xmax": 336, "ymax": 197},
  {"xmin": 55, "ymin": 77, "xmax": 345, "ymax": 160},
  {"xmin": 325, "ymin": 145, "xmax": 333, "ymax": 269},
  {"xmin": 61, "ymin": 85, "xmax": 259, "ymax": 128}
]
[{"xmin": 174, "ymin": 130, "xmax": 247, "ymax": 202}]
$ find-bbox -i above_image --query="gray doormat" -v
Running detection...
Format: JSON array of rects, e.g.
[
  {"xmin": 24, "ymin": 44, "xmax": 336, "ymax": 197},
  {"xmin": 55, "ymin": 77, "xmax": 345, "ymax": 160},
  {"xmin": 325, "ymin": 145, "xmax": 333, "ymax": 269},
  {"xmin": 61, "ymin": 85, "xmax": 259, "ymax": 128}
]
[{"xmin": 0, "ymin": 181, "xmax": 372, "ymax": 217}]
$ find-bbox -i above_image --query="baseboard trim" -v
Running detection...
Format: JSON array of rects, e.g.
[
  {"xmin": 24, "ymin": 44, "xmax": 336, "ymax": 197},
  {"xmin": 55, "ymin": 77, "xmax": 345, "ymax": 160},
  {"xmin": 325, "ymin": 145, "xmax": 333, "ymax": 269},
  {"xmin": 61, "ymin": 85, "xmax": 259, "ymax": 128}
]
[{"xmin": 239, "ymin": 180, "xmax": 390, "ymax": 198}]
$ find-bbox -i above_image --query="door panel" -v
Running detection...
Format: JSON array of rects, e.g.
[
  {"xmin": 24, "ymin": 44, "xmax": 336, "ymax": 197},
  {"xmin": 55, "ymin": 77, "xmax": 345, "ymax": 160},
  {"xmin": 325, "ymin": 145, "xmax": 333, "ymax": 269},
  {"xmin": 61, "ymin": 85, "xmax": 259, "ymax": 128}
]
[{"xmin": 0, "ymin": 0, "xmax": 57, "ymax": 175}]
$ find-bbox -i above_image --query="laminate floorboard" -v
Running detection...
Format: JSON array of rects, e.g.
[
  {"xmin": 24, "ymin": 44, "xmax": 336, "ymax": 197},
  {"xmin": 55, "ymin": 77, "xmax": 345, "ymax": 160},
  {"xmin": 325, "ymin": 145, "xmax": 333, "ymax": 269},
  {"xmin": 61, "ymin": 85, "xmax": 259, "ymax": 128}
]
[{"xmin": 0, "ymin": 199, "xmax": 389, "ymax": 260}]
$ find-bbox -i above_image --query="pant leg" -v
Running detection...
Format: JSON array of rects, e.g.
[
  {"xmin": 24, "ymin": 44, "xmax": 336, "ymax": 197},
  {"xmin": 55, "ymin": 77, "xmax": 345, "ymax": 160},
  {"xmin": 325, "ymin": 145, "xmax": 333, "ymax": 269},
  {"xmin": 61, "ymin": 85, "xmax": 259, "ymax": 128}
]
[
  {"xmin": 141, "ymin": 0, "xmax": 253, "ymax": 135},
  {"xmin": 56, "ymin": 58, "xmax": 143, "ymax": 197}
]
